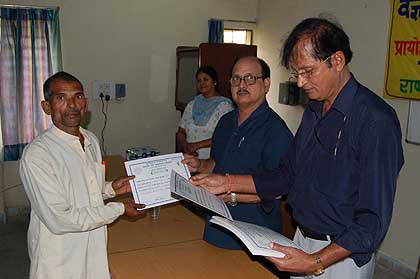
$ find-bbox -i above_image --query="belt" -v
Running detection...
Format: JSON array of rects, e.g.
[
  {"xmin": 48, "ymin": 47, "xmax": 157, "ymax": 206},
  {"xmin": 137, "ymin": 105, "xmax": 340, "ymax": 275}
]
[{"xmin": 298, "ymin": 226, "xmax": 335, "ymax": 242}]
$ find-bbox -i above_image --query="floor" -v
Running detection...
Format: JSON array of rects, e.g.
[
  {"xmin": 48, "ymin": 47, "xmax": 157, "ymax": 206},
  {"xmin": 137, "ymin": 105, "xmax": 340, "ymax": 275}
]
[
  {"xmin": 0, "ymin": 215, "xmax": 412, "ymax": 279},
  {"xmin": 0, "ymin": 219, "xmax": 30, "ymax": 279}
]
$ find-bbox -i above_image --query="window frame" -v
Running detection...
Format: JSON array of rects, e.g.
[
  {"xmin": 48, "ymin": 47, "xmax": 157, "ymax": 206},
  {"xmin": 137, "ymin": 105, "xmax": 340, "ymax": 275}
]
[{"xmin": 223, "ymin": 28, "xmax": 253, "ymax": 45}]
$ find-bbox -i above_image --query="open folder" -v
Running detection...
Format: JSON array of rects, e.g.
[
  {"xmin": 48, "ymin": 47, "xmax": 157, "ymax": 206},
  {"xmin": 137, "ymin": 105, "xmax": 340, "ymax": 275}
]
[{"xmin": 170, "ymin": 170, "xmax": 301, "ymax": 258}]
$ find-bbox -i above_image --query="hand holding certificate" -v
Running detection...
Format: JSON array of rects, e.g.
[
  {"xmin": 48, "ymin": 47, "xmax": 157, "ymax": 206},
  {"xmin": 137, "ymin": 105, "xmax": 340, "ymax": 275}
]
[
  {"xmin": 125, "ymin": 153, "xmax": 190, "ymax": 209},
  {"xmin": 170, "ymin": 171, "xmax": 300, "ymax": 258},
  {"xmin": 170, "ymin": 170, "xmax": 232, "ymax": 220}
]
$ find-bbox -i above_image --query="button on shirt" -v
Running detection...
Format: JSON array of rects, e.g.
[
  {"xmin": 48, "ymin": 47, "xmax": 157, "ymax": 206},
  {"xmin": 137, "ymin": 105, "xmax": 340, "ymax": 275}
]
[
  {"xmin": 254, "ymin": 75, "xmax": 404, "ymax": 266},
  {"xmin": 20, "ymin": 125, "xmax": 125, "ymax": 279},
  {"xmin": 205, "ymin": 99, "xmax": 293, "ymax": 249}
]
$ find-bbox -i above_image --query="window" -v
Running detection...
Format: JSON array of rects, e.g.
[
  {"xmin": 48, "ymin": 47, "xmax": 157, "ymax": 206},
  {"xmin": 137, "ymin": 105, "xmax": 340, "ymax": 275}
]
[{"xmin": 224, "ymin": 29, "xmax": 253, "ymax": 45}]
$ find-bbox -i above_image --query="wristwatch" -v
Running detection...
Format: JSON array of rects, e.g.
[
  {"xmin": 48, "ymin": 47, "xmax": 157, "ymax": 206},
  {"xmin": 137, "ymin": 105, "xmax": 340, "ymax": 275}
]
[
  {"xmin": 228, "ymin": 192, "xmax": 237, "ymax": 207},
  {"xmin": 313, "ymin": 254, "xmax": 325, "ymax": 276}
]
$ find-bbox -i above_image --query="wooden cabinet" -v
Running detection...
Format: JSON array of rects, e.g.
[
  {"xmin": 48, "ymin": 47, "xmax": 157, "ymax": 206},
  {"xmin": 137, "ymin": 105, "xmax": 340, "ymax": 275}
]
[
  {"xmin": 175, "ymin": 43, "xmax": 257, "ymax": 112},
  {"xmin": 199, "ymin": 43, "xmax": 257, "ymax": 100}
]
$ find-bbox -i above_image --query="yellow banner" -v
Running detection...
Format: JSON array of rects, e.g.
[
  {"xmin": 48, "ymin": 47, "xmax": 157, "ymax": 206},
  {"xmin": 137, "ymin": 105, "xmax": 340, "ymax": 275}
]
[{"xmin": 384, "ymin": 0, "xmax": 420, "ymax": 99}]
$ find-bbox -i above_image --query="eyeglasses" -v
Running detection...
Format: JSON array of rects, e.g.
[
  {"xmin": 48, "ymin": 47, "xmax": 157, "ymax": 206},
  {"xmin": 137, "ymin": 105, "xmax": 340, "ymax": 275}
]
[
  {"xmin": 314, "ymin": 115, "xmax": 347, "ymax": 157},
  {"xmin": 230, "ymin": 74, "xmax": 264, "ymax": 87},
  {"xmin": 290, "ymin": 55, "xmax": 332, "ymax": 82}
]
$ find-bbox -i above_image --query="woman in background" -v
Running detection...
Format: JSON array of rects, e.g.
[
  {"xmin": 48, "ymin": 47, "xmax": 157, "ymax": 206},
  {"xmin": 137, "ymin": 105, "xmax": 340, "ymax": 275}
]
[{"xmin": 177, "ymin": 66, "xmax": 234, "ymax": 159}]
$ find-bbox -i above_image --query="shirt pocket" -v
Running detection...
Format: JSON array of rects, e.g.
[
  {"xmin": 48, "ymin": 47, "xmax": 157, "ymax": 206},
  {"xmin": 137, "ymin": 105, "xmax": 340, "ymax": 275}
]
[
  {"xmin": 232, "ymin": 138, "xmax": 260, "ymax": 172},
  {"xmin": 313, "ymin": 148, "xmax": 356, "ymax": 201}
]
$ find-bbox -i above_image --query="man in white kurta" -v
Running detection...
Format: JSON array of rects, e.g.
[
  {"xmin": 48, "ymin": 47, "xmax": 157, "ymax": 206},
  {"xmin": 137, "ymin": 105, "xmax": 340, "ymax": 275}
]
[{"xmin": 20, "ymin": 72, "xmax": 144, "ymax": 279}]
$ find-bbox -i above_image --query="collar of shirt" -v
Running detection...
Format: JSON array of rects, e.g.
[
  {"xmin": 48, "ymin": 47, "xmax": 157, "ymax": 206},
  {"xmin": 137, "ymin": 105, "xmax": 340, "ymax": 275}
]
[
  {"xmin": 50, "ymin": 125, "xmax": 92, "ymax": 149},
  {"xmin": 232, "ymin": 98, "xmax": 270, "ymax": 127},
  {"xmin": 307, "ymin": 74, "xmax": 359, "ymax": 119}
]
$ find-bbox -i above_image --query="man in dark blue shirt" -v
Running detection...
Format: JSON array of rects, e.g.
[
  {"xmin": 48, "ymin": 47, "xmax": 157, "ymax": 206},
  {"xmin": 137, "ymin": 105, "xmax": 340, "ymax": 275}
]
[
  {"xmin": 183, "ymin": 56, "xmax": 292, "ymax": 250},
  {"xmin": 190, "ymin": 18, "xmax": 404, "ymax": 279}
]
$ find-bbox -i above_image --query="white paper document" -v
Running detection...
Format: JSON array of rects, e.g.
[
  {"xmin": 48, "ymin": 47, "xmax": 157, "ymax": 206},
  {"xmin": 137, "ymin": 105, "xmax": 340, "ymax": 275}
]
[
  {"xmin": 125, "ymin": 153, "xmax": 190, "ymax": 209},
  {"xmin": 210, "ymin": 216, "xmax": 301, "ymax": 258},
  {"xmin": 170, "ymin": 170, "xmax": 233, "ymax": 220}
]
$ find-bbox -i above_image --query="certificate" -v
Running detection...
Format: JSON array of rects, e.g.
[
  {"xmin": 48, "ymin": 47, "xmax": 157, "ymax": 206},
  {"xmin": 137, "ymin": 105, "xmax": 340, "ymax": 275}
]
[
  {"xmin": 210, "ymin": 216, "xmax": 300, "ymax": 257},
  {"xmin": 170, "ymin": 170, "xmax": 232, "ymax": 220},
  {"xmin": 125, "ymin": 153, "xmax": 190, "ymax": 209}
]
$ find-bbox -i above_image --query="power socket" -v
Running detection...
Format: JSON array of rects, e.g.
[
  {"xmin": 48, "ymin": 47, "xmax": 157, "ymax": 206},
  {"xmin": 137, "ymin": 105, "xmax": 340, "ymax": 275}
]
[{"xmin": 93, "ymin": 80, "xmax": 116, "ymax": 100}]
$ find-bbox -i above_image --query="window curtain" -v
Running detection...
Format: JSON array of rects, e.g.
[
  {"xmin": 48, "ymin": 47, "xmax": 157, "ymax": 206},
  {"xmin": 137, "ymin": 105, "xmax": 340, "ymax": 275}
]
[
  {"xmin": 0, "ymin": 7, "xmax": 62, "ymax": 160},
  {"xmin": 208, "ymin": 19, "xmax": 224, "ymax": 43}
]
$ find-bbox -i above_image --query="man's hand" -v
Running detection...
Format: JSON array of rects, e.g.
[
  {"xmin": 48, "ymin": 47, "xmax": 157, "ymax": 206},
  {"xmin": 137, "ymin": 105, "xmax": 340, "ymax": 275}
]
[
  {"xmin": 189, "ymin": 173, "xmax": 227, "ymax": 195},
  {"xmin": 112, "ymin": 175, "xmax": 135, "ymax": 196},
  {"xmin": 184, "ymin": 142, "xmax": 199, "ymax": 156},
  {"xmin": 265, "ymin": 243, "xmax": 316, "ymax": 275},
  {"xmin": 123, "ymin": 200, "xmax": 146, "ymax": 218},
  {"xmin": 219, "ymin": 193, "xmax": 230, "ymax": 202},
  {"xmin": 182, "ymin": 154, "xmax": 201, "ymax": 173}
]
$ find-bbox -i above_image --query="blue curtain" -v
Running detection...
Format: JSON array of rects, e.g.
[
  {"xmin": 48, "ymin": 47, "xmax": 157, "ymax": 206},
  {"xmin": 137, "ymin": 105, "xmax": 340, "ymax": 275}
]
[
  {"xmin": 0, "ymin": 7, "xmax": 62, "ymax": 160},
  {"xmin": 208, "ymin": 19, "xmax": 224, "ymax": 43}
]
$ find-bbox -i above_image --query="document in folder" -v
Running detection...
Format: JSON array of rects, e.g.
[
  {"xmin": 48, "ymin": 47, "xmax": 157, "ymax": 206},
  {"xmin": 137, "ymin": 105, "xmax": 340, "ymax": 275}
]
[
  {"xmin": 125, "ymin": 153, "xmax": 190, "ymax": 209},
  {"xmin": 170, "ymin": 170, "xmax": 232, "ymax": 220}
]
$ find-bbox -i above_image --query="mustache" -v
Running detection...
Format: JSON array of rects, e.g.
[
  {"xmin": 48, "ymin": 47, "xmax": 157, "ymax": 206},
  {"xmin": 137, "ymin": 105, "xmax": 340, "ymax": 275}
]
[
  {"xmin": 65, "ymin": 108, "xmax": 81, "ymax": 114},
  {"xmin": 236, "ymin": 89, "xmax": 249, "ymax": 94}
]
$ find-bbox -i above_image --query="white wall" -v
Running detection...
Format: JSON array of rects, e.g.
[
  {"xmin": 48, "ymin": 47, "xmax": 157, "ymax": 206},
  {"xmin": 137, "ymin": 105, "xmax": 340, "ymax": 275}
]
[
  {"xmin": 256, "ymin": 0, "xmax": 420, "ymax": 271},
  {"xmin": 3, "ymin": 161, "xmax": 28, "ymax": 208},
  {"xmin": 254, "ymin": 1, "xmax": 304, "ymax": 134}
]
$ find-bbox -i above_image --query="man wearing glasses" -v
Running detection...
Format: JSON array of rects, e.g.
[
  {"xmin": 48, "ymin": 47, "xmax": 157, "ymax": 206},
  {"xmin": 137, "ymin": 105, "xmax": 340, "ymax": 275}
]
[
  {"xmin": 189, "ymin": 18, "xmax": 404, "ymax": 279},
  {"xmin": 183, "ymin": 56, "xmax": 293, "ymax": 257}
]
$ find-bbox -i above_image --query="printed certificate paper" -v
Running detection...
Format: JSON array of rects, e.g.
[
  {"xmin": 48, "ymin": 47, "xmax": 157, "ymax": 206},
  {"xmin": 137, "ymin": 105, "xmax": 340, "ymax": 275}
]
[
  {"xmin": 210, "ymin": 216, "xmax": 301, "ymax": 257},
  {"xmin": 125, "ymin": 153, "xmax": 190, "ymax": 209},
  {"xmin": 170, "ymin": 170, "xmax": 232, "ymax": 220}
]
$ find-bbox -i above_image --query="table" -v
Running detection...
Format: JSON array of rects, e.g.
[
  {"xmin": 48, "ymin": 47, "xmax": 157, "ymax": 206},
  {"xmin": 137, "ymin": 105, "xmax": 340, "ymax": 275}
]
[
  {"xmin": 107, "ymin": 203, "xmax": 204, "ymax": 254},
  {"xmin": 107, "ymin": 203, "xmax": 280, "ymax": 279},
  {"xmin": 104, "ymin": 155, "xmax": 126, "ymax": 181},
  {"xmin": 105, "ymin": 155, "xmax": 285, "ymax": 278},
  {"xmin": 109, "ymin": 240, "xmax": 278, "ymax": 279}
]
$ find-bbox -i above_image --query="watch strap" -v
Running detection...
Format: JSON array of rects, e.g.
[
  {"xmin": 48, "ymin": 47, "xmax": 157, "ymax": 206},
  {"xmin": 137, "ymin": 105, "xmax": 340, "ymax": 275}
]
[{"xmin": 313, "ymin": 253, "xmax": 325, "ymax": 276}]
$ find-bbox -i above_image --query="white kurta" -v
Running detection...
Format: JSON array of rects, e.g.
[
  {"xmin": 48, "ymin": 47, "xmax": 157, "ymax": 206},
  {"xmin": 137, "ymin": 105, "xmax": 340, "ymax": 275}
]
[
  {"xmin": 20, "ymin": 125, "xmax": 125, "ymax": 279},
  {"xmin": 179, "ymin": 98, "xmax": 234, "ymax": 159}
]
